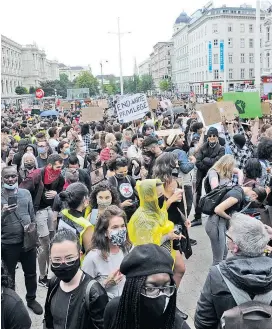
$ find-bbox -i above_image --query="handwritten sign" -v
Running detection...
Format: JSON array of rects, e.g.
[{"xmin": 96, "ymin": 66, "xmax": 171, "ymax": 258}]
[
  {"xmin": 148, "ymin": 98, "xmax": 158, "ymax": 110},
  {"xmin": 155, "ymin": 129, "xmax": 182, "ymax": 137},
  {"xmin": 217, "ymin": 101, "xmax": 238, "ymax": 121},
  {"xmin": 80, "ymin": 107, "xmax": 104, "ymax": 122},
  {"xmin": 261, "ymin": 102, "xmax": 271, "ymax": 115},
  {"xmin": 196, "ymin": 103, "xmax": 221, "ymax": 126},
  {"xmin": 116, "ymin": 93, "xmax": 149, "ymax": 123}
]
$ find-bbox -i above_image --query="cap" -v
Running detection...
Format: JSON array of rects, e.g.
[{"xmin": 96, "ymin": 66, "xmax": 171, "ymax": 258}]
[
  {"xmin": 207, "ymin": 127, "xmax": 218, "ymax": 137},
  {"xmin": 120, "ymin": 244, "xmax": 174, "ymax": 278}
]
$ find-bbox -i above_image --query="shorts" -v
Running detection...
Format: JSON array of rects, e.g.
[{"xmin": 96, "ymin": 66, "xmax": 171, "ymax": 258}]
[{"xmin": 36, "ymin": 207, "xmax": 54, "ymax": 238}]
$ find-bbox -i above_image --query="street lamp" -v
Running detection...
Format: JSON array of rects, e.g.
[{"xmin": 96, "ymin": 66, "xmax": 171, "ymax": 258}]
[
  {"xmin": 108, "ymin": 17, "xmax": 131, "ymax": 95},
  {"xmin": 100, "ymin": 60, "xmax": 108, "ymax": 95}
]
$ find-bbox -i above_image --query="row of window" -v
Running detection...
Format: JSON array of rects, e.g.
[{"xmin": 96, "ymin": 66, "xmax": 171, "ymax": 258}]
[
  {"xmin": 2, "ymin": 47, "xmax": 21, "ymax": 59},
  {"xmin": 213, "ymin": 68, "xmax": 254, "ymax": 80},
  {"xmin": 2, "ymin": 57, "xmax": 22, "ymax": 70},
  {"xmin": 1, "ymin": 79, "xmax": 21, "ymax": 94},
  {"xmin": 213, "ymin": 38, "xmax": 255, "ymax": 48},
  {"xmin": 212, "ymin": 23, "xmax": 256, "ymax": 34}
]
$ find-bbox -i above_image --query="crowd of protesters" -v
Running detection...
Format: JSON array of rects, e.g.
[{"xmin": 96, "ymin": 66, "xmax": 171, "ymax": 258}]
[{"xmin": 1, "ymin": 99, "xmax": 272, "ymax": 329}]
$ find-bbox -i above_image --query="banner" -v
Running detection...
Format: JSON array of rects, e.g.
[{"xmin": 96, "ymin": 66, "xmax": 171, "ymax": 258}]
[
  {"xmin": 116, "ymin": 93, "xmax": 149, "ymax": 123},
  {"xmin": 220, "ymin": 41, "xmax": 224, "ymax": 72},
  {"xmin": 223, "ymin": 92, "xmax": 262, "ymax": 118},
  {"xmin": 208, "ymin": 41, "xmax": 212, "ymax": 73},
  {"xmin": 80, "ymin": 107, "xmax": 104, "ymax": 122}
]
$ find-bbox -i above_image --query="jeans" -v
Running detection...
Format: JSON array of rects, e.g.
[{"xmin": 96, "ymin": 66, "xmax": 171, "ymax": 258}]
[
  {"xmin": 179, "ymin": 185, "xmax": 193, "ymax": 218},
  {"xmin": 1, "ymin": 243, "xmax": 37, "ymax": 302},
  {"xmin": 194, "ymin": 179, "xmax": 203, "ymax": 220},
  {"xmin": 205, "ymin": 215, "xmax": 228, "ymax": 265}
]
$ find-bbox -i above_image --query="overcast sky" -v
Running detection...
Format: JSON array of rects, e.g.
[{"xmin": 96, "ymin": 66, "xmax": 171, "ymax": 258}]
[{"xmin": 2, "ymin": 0, "xmax": 258, "ymax": 76}]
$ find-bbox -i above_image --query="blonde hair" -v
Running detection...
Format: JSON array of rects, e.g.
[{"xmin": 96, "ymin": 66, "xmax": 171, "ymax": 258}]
[{"xmin": 211, "ymin": 154, "xmax": 235, "ymax": 180}]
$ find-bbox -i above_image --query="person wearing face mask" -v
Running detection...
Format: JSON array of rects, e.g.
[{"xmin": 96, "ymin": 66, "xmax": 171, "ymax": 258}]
[
  {"xmin": 59, "ymin": 182, "xmax": 94, "ymax": 258},
  {"xmin": 104, "ymin": 244, "xmax": 191, "ymax": 329},
  {"xmin": 206, "ymin": 184, "xmax": 267, "ymax": 266},
  {"xmin": 75, "ymin": 140, "xmax": 88, "ymax": 169},
  {"xmin": 83, "ymin": 206, "xmax": 132, "ymax": 299},
  {"xmin": 43, "ymin": 229, "xmax": 108, "ymax": 329},
  {"xmin": 67, "ymin": 156, "xmax": 91, "ymax": 192},
  {"xmin": 36, "ymin": 140, "xmax": 49, "ymax": 168},
  {"xmin": 142, "ymin": 136, "xmax": 163, "ymax": 179},
  {"xmin": 1, "ymin": 166, "xmax": 43, "ymax": 315},
  {"xmin": 89, "ymin": 182, "xmax": 121, "ymax": 225},
  {"xmin": 195, "ymin": 214, "xmax": 272, "ymax": 329},
  {"xmin": 108, "ymin": 157, "xmax": 138, "ymax": 222},
  {"xmin": 18, "ymin": 152, "xmax": 38, "ymax": 190},
  {"xmin": 193, "ymin": 127, "xmax": 225, "ymax": 227},
  {"xmin": 57, "ymin": 140, "xmax": 71, "ymax": 168}
]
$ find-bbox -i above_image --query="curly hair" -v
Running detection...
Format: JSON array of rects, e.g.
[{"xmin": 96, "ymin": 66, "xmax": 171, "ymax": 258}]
[
  {"xmin": 257, "ymin": 138, "xmax": 272, "ymax": 160},
  {"xmin": 244, "ymin": 158, "xmax": 262, "ymax": 179},
  {"xmin": 152, "ymin": 152, "xmax": 177, "ymax": 185},
  {"xmin": 89, "ymin": 181, "xmax": 121, "ymax": 209},
  {"xmin": 1, "ymin": 261, "xmax": 13, "ymax": 289}
]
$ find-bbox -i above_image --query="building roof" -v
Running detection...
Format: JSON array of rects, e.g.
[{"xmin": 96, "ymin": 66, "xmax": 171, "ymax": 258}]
[
  {"xmin": 175, "ymin": 12, "xmax": 190, "ymax": 24},
  {"xmin": 70, "ymin": 66, "xmax": 84, "ymax": 70}
]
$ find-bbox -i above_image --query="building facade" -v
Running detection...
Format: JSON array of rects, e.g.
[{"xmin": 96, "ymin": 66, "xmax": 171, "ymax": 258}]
[
  {"xmin": 261, "ymin": 5, "xmax": 272, "ymax": 94},
  {"xmin": 150, "ymin": 42, "xmax": 173, "ymax": 90},
  {"xmin": 1, "ymin": 35, "xmax": 59, "ymax": 97},
  {"xmin": 138, "ymin": 58, "xmax": 151, "ymax": 76},
  {"xmin": 59, "ymin": 64, "xmax": 92, "ymax": 82},
  {"xmin": 172, "ymin": 4, "xmax": 265, "ymax": 95}
]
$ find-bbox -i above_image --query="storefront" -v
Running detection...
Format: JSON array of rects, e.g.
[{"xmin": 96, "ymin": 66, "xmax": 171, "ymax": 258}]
[
  {"xmin": 212, "ymin": 83, "xmax": 222, "ymax": 96},
  {"xmin": 261, "ymin": 76, "xmax": 272, "ymax": 95}
]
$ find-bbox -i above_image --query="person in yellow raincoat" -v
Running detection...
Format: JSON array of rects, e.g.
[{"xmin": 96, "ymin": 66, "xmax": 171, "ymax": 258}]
[{"xmin": 128, "ymin": 179, "xmax": 185, "ymax": 287}]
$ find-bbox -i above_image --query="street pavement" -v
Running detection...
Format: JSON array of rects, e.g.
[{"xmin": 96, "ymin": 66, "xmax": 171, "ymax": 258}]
[{"xmin": 15, "ymin": 217, "xmax": 212, "ymax": 329}]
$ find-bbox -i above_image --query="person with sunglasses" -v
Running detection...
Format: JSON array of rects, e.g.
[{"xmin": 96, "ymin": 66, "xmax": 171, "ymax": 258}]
[
  {"xmin": 107, "ymin": 156, "xmax": 138, "ymax": 222},
  {"xmin": 104, "ymin": 244, "xmax": 190, "ymax": 329},
  {"xmin": 43, "ymin": 228, "xmax": 108, "ymax": 329}
]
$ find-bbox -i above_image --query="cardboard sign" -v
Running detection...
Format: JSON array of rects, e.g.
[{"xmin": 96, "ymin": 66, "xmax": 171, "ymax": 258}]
[
  {"xmin": 196, "ymin": 103, "xmax": 221, "ymax": 126},
  {"xmin": 116, "ymin": 93, "xmax": 149, "ymax": 123},
  {"xmin": 223, "ymin": 92, "xmax": 262, "ymax": 118},
  {"xmin": 80, "ymin": 107, "xmax": 104, "ymax": 122},
  {"xmin": 98, "ymin": 99, "xmax": 109, "ymax": 109},
  {"xmin": 172, "ymin": 100, "xmax": 184, "ymax": 107},
  {"xmin": 60, "ymin": 101, "xmax": 71, "ymax": 109},
  {"xmin": 217, "ymin": 101, "xmax": 238, "ymax": 121},
  {"xmin": 148, "ymin": 98, "xmax": 158, "ymax": 110},
  {"xmin": 155, "ymin": 129, "xmax": 182, "ymax": 137},
  {"xmin": 261, "ymin": 102, "xmax": 271, "ymax": 115}
]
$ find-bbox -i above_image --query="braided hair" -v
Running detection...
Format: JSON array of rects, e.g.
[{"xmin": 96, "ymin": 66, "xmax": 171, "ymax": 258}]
[{"xmin": 112, "ymin": 276, "xmax": 177, "ymax": 329}]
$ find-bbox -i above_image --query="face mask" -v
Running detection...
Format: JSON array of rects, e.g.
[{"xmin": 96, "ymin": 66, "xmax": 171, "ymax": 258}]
[
  {"xmin": 140, "ymin": 295, "xmax": 168, "ymax": 320},
  {"xmin": 158, "ymin": 140, "xmax": 163, "ymax": 145},
  {"xmin": 37, "ymin": 147, "xmax": 47, "ymax": 154},
  {"xmin": 24, "ymin": 163, "xmax": 35, "ymax": 170},
  {"xmin": 3, "ymin": 182, "xmax": 18, "ymax": 190},
  {"xmin": 245, "ymin": 195, "xmax": 252, "ymax": 202},
  {"xmin": 116, "ymin": 173, "xmax": 125, "ymax": 179},
  {"xmin": 64, "ymin": 148, "xmax": 71, "ymax": 155},
  {"xmin": 51, "ymin": 258, "xmax": 80, "ymax": 283},
  {"xmin": 95, "ymin": 160, "xmax": 102, "ymax": 167},
  {"xmin": 97, "ymin": 199, "xmax": 112, "ymax": 208},
  {"xmin": 109, "ymin": 228, "xmax": 127, "ymax": 246},
  {"xmin": 158, "ymin": 195, "xmax": 165, "ymax": 208},
  {"xmin": 208, "ymin": 141, "xmax": 217, "ymax": 148}
]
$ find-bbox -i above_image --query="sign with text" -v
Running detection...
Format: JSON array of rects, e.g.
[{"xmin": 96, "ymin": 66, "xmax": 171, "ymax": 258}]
[
  {"xmin": 208, "ymin": 41, "xmax": 212, "ymax": 73},
  {"xmin": 220, "ymin": 41, "xmax": 224, "ymax": 72},
  {"xmin": 80, "ymin": 107, "xmax": 104, "ymax": 122},
  {"xmin": 155, "ymin": 129, "xmax": 182, "ymax": 138},
  {"xmin": 223, "ymin": 92, "xmax": 262, "ymax": 118},
  {"xmin": 116, "ymin": 93, "xmax": 149, "ymax": 123}
]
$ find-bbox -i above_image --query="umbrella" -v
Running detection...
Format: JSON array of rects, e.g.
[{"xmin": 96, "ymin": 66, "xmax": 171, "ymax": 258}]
[
  {"xmin": 163, "ymin": 106, "xmax": 187, "ymax": 117},
  {"xmin": 40, "ymin": 110, "xmax": 59, "ymax": 117}
]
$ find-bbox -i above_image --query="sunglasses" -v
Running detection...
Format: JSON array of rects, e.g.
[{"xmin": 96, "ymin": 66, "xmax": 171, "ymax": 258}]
[{"xmin": 208, "ymin": 134, "xmax": 217, "ymax": 138}]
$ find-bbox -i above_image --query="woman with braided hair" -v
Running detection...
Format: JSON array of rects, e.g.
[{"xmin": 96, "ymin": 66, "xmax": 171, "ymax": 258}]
[{"xmin": 104, "ymin": 244, "xmax": 190, "ymax": 329}]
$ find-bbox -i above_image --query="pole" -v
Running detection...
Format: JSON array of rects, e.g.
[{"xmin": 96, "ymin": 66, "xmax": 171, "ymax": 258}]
[
  {"xmin": 117, "ymin": 17, "xmax": 124, "ymax": 95},
  {"xmin": 100, "ymin": 62, "xmax": 103, "ymax": 96},
  {"xmin": 223, "ymin": 22, "xmax": 228, "ymax": 93},
  {"xmin": 255, "ymin": 0, "xmax": 261, "ymax": 95}
]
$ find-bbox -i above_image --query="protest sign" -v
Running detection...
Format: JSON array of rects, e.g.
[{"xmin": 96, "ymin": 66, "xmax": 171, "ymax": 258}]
[
  {"xmin": 116, "ymin": 93, "xmax": 149, "ymax": 123},
  {"xmin": 148, "ymin": 98, "xmax": 158, "ymax": 110},
  {"xmin": 60, "ymin": 101, "xmax": 71, "ymax": 109},
  {"xmin": 217, "ymin": 101, "xmax": 238, "ymax": 121},
  {"xmin": 80, "ymin": 107, "xmax": 104, "ymax": 122},
  {"xmin": 196, "ymin": 103, "xmax": 221, "ymax": 126},
  {"xmin": 155, "ymin": 129, "xmax": 182, "ymax": 137},
  {"xmin": 98, "ymin": 100, "xmax": 109, "ymax": 109},
  {"xmin": 223, "ymin": 92, "xmax": 262, "ymax": 118},
  {"xmin": 261, "ymin": 102, "xmax": 271, "ymax": 115}
]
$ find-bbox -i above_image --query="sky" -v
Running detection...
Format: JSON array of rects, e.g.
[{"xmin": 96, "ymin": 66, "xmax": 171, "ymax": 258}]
[{"xmin": 1, "ymin": 0, "xmax": 259, "ymax": 77}]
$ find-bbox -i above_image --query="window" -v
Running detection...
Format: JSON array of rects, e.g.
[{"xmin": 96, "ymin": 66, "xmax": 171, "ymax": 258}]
[
  {"xmin": 214, "ymin": 53, "xmax": 219, "ymax": 64},
  {"xmin": 240, "ymin": 68, "xmax": 245, "ymax": 79},
  {"xmin": 249, "ymin": 68, "xmax": 254, "ymax": 78},
  {"xmin": 249, "ymin": 39, "xmax": 254, "ymax": 48},
  {"xmin": 260, "ymin": 53, "xmax": 263, "ymax": 63},
  {"xmin": 214, "ymin": 69, "xmax": 219, "ymax": 79},
  {"xmin": 267, "ymin": 27, "xmax": 270, "ymax": 42},
  {"xmin": 229, "ymin": 69, "xmax": 233, "ymax": 79},
  {"xmin": 267, "ymin": 53, "xmax": 270, "ymax": 68},
  {"xmin": 228, "ymin": 23, "xmax": 233, "ymax": 32},
  {"xmin": 214, "ymin": 39, "xmax": 218, "ymax": 46},
  {"xmin": 249, "ymin": 24, "xmax": 253, "ymax": 33},
  {"xmin": 260, "ymin": 39, "xmax": 262, "ymax": 47},
  {"xmin": 240, "ymin": 53, "xmax": 245, "ymax": 63},
  {"xmin": 249, "ymin": 53, "xmax": 254, "ymax": 63},
  {"xmin": 240, "ymin": 38, "xmax": 245, "ymax": 48},
  {"xmin": 212, "ymin": 24, "xmax": 218, "ymax": 33},
  {"xmin": 228, "ymin": 53, "xmax": 233, "ymax": 63},
  {"xmin": 228, "ymin": 38, "xmax": 233, "ymax": 47},
  {"xmin": 240, "ymin": 24, "xmax": 245, "ymax": 33}
]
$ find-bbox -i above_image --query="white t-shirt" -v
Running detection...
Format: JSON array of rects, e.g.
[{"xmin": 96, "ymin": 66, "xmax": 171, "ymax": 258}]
[{"xmin": 48, "ymin": 138, "xmax": 59, "ymax": 154}]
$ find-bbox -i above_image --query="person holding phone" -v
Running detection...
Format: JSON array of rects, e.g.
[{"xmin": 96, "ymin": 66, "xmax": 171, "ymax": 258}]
[{"xmin": 1, "ymin": 166, "xmax": 43, "ymax": 315}]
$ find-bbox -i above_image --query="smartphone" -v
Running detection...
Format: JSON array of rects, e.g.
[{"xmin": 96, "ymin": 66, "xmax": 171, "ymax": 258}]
[{"xmin": 8, "ymin": 195, "xmax": 17, "ymax": 206}]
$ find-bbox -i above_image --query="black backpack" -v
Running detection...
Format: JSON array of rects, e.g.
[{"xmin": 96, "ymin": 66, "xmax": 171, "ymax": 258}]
[{"xmin": 199, "ymin": 184, "xmax": 233, "ymax": 216}]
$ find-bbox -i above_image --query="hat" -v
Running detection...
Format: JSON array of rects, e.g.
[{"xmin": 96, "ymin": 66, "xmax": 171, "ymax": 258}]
[
  {"xmin": 166, "ymin": 134, "xmax": 179, "ymax": 147},
  {"xmin": 207, "ymin": 127, "xmax": 218, "ymax": 137},
  {"xmin": 120, "ymin": 244, "xmax": 174, "ymax": 278},
  {"xmin": 233, "ymin": 134, "xmax": 246, "ymax": 149}
]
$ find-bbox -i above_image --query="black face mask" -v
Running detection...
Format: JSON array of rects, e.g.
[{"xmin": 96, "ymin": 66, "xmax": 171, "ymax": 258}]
[
  {"xmin": 51, "ymin": 258, "xmax": 80, "ymax": 283},
  {"xmin": 140, "ymin": 295, "xmax": 168, "ymax": 328},
  {"xmin": 158, "ymin": 195, "xmax": 165, "ymax": 208},
  {"xmin": 95, "ymin": 161, "xmax": 102, "ymax": 167},
  {"xmin": 24, "ymin": 163, "xmax": 35, "ymax": 170}
]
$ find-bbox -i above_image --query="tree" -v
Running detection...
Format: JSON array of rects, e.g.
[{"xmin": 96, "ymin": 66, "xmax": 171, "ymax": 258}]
[
  {"xmin": 29, "ymin": 86, "xmax": 36, "ymax": 94},
  {"xmin": 139, "ymin": 74, "xmax": 154, "ymax": 93},
  {"xmin": 59, "ymin": 73, "xmax": 70, "ymax": 85},
  {"xmin": 103, "ymin": 78, "xmax": 119, "ymax": 95},
  {"xmin": 74, "ymin": 71, "xmax": 99, "ymax": 96},
  {"xmin": 159, "ymin": 80, "xmax": 170, "ymax": 92},
  {"xmin": 15, "ymin": 86, "xmax": 28, "ymax": 95}
]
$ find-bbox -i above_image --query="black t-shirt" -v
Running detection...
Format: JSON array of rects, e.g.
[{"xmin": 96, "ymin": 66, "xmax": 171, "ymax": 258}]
[
  {"xmin": 1, "ymin": 287, "xmax": 32, "ymax": 329},
  {"xmin": 36, "ymin": 155, "xmax": 48, "ymax": 168},
  {"xmin": 39, "ymin": 182, "xmax": 55, "ymax": 209},
  {"xmin": 221, "ymin": 186, "xmax": 244, "ymax": 214},
  {"xmin": 108, "ymin": 176, "xmax": 136, "ymax": 203}
]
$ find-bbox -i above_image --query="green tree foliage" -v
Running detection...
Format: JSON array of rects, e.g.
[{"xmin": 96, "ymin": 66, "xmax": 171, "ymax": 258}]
[
  {"xmin": 38, "ymin": 74, "xmax": 74, "ymax": 98},
  {"xmin": 139, "ymin": 74, "xmax": 154, "ymax": 93},
  {"xmin": 159, "ymin": 80, "xmax": 170, "ymax": 92},
  {"xmin": 103, "ymin": 78, "xmax": 119, "ymax": 95},
  {"xmin": 74, "ymin": 71, "xmax": 99, "ymax": 96},
  {"xmin": 123, "ymin": 75, "xmax": 141, "ymax": 94},
  {"xmin": 29, "ymin": 86, "xmax": 36, "ymax": 94},
  {"xmin": 15, "ymin": 86, "xmax": 28, "ymax": 95}
]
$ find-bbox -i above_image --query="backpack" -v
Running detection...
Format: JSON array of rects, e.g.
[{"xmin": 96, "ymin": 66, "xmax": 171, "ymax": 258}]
[
  {"xmin": 199, "ymin": 184, "xmax": 233, "ymax": 215},
  {"xmin": 216, "ymin": 265, "xmax": 272, "ymax": 329},
  {"xmin": 203, "ymin": 170, "xmax": 220, "ymax": 194}
]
